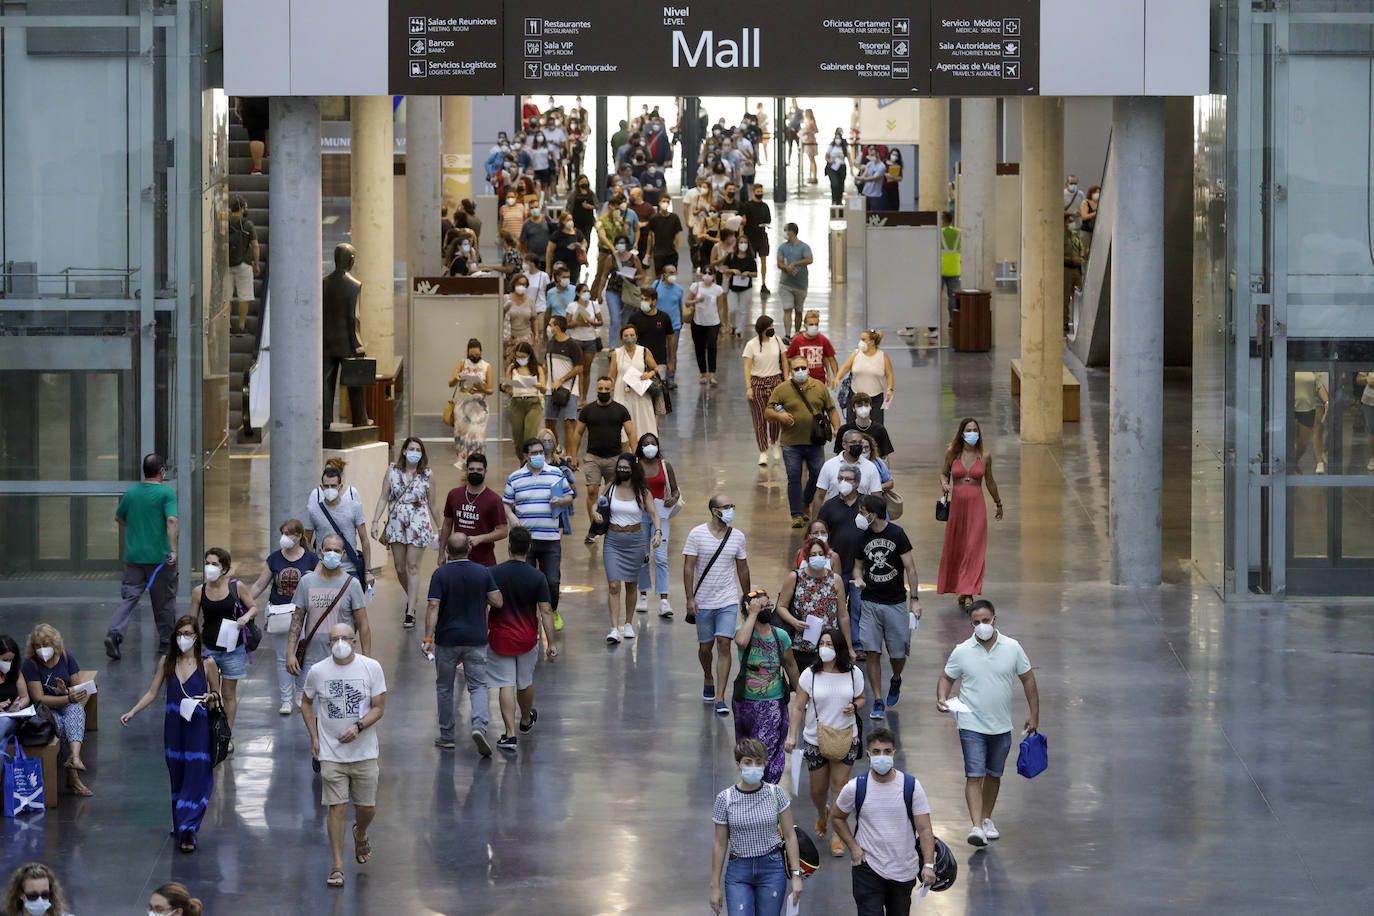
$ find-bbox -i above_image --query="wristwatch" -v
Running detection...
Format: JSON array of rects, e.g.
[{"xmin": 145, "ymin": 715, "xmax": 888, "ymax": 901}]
[
  {"xmin": 790, "ymin": 869, "xmax": 804, "ymax": 878},
  {"xmin": 922, "ymin": 863, "xmax": 936, "ymax": 871},
  {"xmin": 355, "ymin": 719, "xmax": 367, "ymax": 732}
]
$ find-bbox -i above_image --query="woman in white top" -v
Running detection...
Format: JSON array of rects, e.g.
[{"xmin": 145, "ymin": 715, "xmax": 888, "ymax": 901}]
[
  {"xmin": 448, "ymin": 337, "xmax": 495, "ymax": 468},
  {"xmin": 610, "ymin": 324, "xmax": 659, "ymax": 441},
  {"xmin": 1358, "ymin": 370, "xmax": 1374, "ymax": 472},
  {"xmin": 835, "ymin": 329, "xmax": 896, "ymax": 426},
  {"xmin": 1292, "ymin": 370, "xmax": 1329, "ymax": 474},
  {"xmin": 687, "ymin": 267, "xmax": 727, "ymax": 386},
  {"xmin": 594, "ymin": 453, "xmax": 662, "ymax": 644},
  {"xmin": 784, "ymin": 626, "xmax": 866, "ymax": 858},
  {"xmin": 742, "ymin": 314, "xmax": 787, "ymax": 464},
  {"xmin": 565, "ymin": 283, "xmax": 604, "ymax": 401}
]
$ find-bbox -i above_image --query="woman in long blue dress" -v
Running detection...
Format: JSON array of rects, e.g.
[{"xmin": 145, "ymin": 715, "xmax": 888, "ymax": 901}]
[{"xmin": 120, "ymin": 615, "xmax": 221, "ymax": 853}]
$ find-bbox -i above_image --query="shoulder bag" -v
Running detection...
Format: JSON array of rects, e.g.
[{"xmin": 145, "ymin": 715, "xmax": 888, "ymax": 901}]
[
  {"xmin": 814, "ymin": 668, "xmax": 859, "ymax": 761},
  {"xmin": 207, "ymin": 696, "xmax": 232, "ymax": 768},
  {"xmin": 793, "ymin": 380, "xmax": 833, "ymax": 446},
  {"xmin": 686, "ymin": 526, "xmax": 733, "ymax": 624},
  {"xmin": 442, "ymin": 383, "xmax": 458, "ymax": 427},
  {"xmin": 664, "ymin": 461, "xmax": 683, "ymax": 519},
  {"xmin": 229, "ymin": 579, "xmax": 262, "ymax": 654},
  {"xmin": 293, "ymin": 582, "xmax": 350, "ymax": 668}
]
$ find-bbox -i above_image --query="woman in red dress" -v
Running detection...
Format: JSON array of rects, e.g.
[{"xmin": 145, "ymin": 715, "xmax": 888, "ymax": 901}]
[{"xmin": 937, "ymin": 418, "xmax": 1004, "ymax": 608}]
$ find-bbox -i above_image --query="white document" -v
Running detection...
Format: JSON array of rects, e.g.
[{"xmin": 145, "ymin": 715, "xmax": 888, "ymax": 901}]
[
  {"xmin": 790, "ymin": 747, "xmax": 804, "ymax": 796},
  {"xmin": 178, "ymin": 697, "xmax": 201, "ymax": 722},
  {"xmin": 70, "ymin": 679, "xmax": 97, "ymax": 697},
  {"xmin": 216, "ymin": 618, "xmax": 240, "ymax": 650},
  {"xmin": 802, "ymin": 615, "xmax": 824, "ymax": 646},
  {"xmin": 617, "ymin": 264, "xmax": 637, "ymax": 279},
  {"xmin": 785, "ymin": 894, "xmax": 801, "ymax": 916},
  {"xmin": 510, "ymin": 373, "xmax": 538, "ymax": 388},
  {"xmin": 909, "ymin": 613, "xmax": 919, "ymax": 632},
  {"xmin": 943, "ymin": 696, "xmax": 971, "ymax": 725},
  {"xmin": 0, "ymin": 705, "xmax": 35, "ymax": 718},
  {"xmin": 911, "ymin": 883, "xmax": 930, "ymax": 909},
  {"xmin": 626, "ymin": 372, "xmax": 653, "ymax": 396}
]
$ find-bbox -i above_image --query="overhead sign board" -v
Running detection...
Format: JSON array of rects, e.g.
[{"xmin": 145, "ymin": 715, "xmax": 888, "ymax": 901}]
[
  {"xmin": 929, "ymin": 0, "xmax": 1038, "ymax": 95},
  {"xmin": 388, "ymin": 0, "xmax": 504, "ymax": 94}
]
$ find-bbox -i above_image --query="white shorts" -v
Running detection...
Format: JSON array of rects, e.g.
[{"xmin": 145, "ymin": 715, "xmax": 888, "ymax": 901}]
[
  {"xmin": 231, "ymin": 262, "xmax": 255, "ymax": 301},
  {"xmin": 487, "ymin": 646, "xmax": 539, "ymax": 689}
]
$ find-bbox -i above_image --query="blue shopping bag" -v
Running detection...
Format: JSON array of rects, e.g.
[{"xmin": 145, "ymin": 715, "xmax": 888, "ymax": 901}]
[
  {"xmin": 1016, "ymin": 730, "xmax": 1047, "ymax": 779},
  {"xmin": 3, "ymin": 735, "xmax": 45, "ymax": 816}
]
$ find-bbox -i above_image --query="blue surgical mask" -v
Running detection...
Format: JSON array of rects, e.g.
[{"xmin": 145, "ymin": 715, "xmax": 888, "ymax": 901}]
[
  {"xmin": 405, "ymin": 449, "xmax": 422, "ymax": 464},
  {"xmin": 321, "ymin": 551, "xmax": 342, "ymax": 570},
  {"xmin": 963, "ymin": 431, "xmax": 979, "ymax": 446},
  {"xmin": 807, "ymin": 555, "xmax": 830, "ymax": 572},
  {"xmin": 740, "ymin": 765, "xmax": 765, "ymax": 786},
  {"xmin": 23, "ymin": 899, "xmax": 52, "ymax": 916},
  {"xmin": 869, "ymin": 755, "xmax": 894, "ymax": 776},
  {"xmin": 792, "ymin": 369, "xmax": 809, "ymax": 383},
  {"xmin": 528, "ymin": 454, "xmax": 546, "ymax": 470},
  {"xmin": 717, "ymin": 507, "xmax": 735, "ymax": 525}
]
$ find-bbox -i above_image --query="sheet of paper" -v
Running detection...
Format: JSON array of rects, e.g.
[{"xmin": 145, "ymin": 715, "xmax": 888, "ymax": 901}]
[
  {"xmin": 909, "ymin": 613, "xmax": 919, "ymax": 632},
  {"xmin": 626, "ymin": 373, "xmax": 653, "ymax": 396},
  {"xmin": 790, "ymin": 747, "xmax": 803, "ymax": 796},
  {"xmin": 912, "ymin": 883, "xmax": 929, "ymax": 910},
  {"xmin": 942, "ymin": 696, "xmax": 972, "ymax": 714},
  {"xmin": 617, "ymin": 265, "xmax": 637, "ymax": 279},
  {"xmin": 802, "ymin": 615, "xmax": 824, "ymax": 646},
  {"xmin": 0, "ymin": 705, "xmax": 35, "ymax": 718},
  {"xmin": 217, "ymin": 618, "xmax": 239, "ymax": 650},
  {"xmin": 785, "ymin": 894, "xmax": 801, "ymax": 916},
  {"xmin": 70, "ymin": 679, "xmax": 97, "ymax": 696},
  {"xmin": 179, "ymin": 697, "xmax": 200, "ymax": 722},
  {"xmin": 511, "ymin": 373, "xmax": 537, "ymax": 388}
]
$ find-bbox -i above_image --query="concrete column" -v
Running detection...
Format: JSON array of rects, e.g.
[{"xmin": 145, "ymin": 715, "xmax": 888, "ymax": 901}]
[
  {"xmin": 268, "ymin": 97, "xmax": 322, "ymax": 531},
  {"xmin": 1019, "ymin": 96, "xmax": 1063, "ymax": 443},
  {"xmin": 960, "ymin": 98, "xmax": 997, "ymax": 291},
  {"xmin": 405, "ymin": 95, "xmax": 442, "ymax": 278},
  {"xmin": 682, "ymin": 97, "xmax": 700, "ymax": 189},
  {"xmin": 1109, "ymin": 97, "xmax": 1165, "ymax": 587},
  {"xmin": 595, "ymin": 96, "xmax": 608, "ymax": 202},
  {"xmin": 351, "ymin": 96, "xmax": 395, "ymax": 373},
  {"xmin": 918, "ymin": 98, "xmax": 949, "ymax": 212},
  {"xmin": 442, "ymin": 96, "xmax": 473, "ymax": 210},
  {"xmin": 774, "ymin": 97, "xmax": 787, "ymax": 203}
]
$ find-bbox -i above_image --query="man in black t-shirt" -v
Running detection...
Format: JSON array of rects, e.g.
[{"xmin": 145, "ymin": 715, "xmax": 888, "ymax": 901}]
[
  {"xmin": 851, "ymin": 493, "xmax": 920, "ymax": 719},
  {"xmin": 628, "ymin": 287, "xmax": 672, "ymax": 368},
  {"xmin": 647, "ymin": 198, "xmax": 683, "ymax": 273},
  {"xmin": 569, "ymin": 376, "xmax": 635, "ymax": 540},
  {"xmin": 740, "ymin": 186, "xmax": 772, "ymax": 294}
]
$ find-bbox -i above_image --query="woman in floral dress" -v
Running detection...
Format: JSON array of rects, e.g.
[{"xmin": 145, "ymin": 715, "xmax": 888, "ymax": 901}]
[
  {"xmin": 776, "ymin": 536, "xmax": 851, "ymax": 671},
  {"xmin": 372, "ymin": 437, "xmax": 438, "ymax": 628}
]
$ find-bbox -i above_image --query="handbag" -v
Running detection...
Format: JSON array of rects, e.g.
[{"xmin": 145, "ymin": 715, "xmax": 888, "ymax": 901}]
[
  {"xmin": 935, "ymin": 495, "xmax": 950, "ymax": 522},
  {"xmin": 793, "ymin": 380, "xmax": 832, "ymax": 446},
  {"xmin": 293, "ymin": 581, "xmax": 350, "ymax": 668},
  {"xmin": 2, "ymin": 736, "xmax": 44, "ymax": 816},
  {"xmin": 884, "ymin": 490, "xmax": 904, "ymax": 521},
  {"xmin": 551, "ymin": 386, "xmax": 571, "ymax": 409},
  {"xmin": 442, "ymin": 384, "xmax": 458, "ymax": 427},
  {"xmin": 207, "ymin": 699, "xmax": 233, "ymax": 768},
  {"xmin": 1017, "ymin": 730, "xmax": 1048, "ymax": 779},
  {"xmin": 265, "ymin": 603, "xmax": 295, "ymax": 636},
  {"xmin": 229, "ymin": 579, "xmax": 262, "ymax": 654},
  {"xmin": 814, "ymin": 670, "xmax": 859, "ymax": 761},
  {"xmin": 17, "ymin": 715, "xmax": 55, "ymax": 748}
]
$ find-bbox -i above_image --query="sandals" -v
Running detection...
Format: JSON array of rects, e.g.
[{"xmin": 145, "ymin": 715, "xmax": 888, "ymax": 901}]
[
  {"xmin": 403, "ymin": 613, "xmax": 416, "ymax": 629},
  {"xmin": 353, "ymin": 824, "xmax": 372, "ymax": 864},
  {"xmin": 67, "ymin": 775, "xmax": 93, "ymax": 797},
  {"xmin": 64, "ymin": 758, "xmax": 87, "ymax": 772},
  {"xmin": 958, "ymin": 596, "xmax": 974, "ymax": 610},
  {"xmin": 179, "ymin": 831, "xmax": 197, "ymax": 854},
  {"xmin": 326, "ymin": 870, "xmax": 345, "ymax": 888}
]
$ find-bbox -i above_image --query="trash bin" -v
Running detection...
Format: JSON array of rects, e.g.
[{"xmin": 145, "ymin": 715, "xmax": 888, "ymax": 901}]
[
  {"xmin": 953, "ymin": 289, "xmax": 992, "ymax": 352},
  {"xmin": 829, "ymin": 211, "xmax": 847, "ymax": 284}
]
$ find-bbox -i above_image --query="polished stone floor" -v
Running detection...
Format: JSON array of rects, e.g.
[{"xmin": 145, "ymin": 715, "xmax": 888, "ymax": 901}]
[{"xmin": 4, "ymin": 178, "xmax": 1372, "ymax": 914}]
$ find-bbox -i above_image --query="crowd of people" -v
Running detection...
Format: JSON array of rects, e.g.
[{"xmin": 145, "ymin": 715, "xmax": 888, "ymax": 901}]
[{"xmin": 0, "ymin": 99, "xmax": 1045, "ymax": 916}]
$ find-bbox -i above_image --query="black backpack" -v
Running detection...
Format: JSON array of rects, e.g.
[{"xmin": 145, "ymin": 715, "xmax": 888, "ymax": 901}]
[{"xmin": 228, "ymin": 216, "xmax": 254, "ymax": 267}]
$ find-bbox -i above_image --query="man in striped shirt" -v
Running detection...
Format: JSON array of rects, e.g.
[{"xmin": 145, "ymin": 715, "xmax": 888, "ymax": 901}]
[{"xmin": 503, "ymin": 437, "xmax": 574, "ymax": 628}]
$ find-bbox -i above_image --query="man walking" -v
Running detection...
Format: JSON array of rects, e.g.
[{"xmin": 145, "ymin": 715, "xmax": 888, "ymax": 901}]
[
  {"xmin": 106, "ymin": 453, "xmax": 179, "ymax": 659},
  {"xmin": 438, "ymin": 452, "xmax": 509, "ymax": 568},
  {"xmin": 300, "ymin": 622, "xmax": 386, "ymax": 890},
  {"xmin": 939, "ymin": 210, "xmax": 961, "ymax": 327},
  {"xmin": 228, "ymin": 195, "xmax": 260, "ymax": 334},
  {"xmin": 287, "ymin": 533, "xmax": 372, "ymax": 686},
  {"xmin": 503, "ymin": 438, "xmax": 574, "ymax": 628},
  {"xmin": 775, "ymin": 223, "xmax": 813, "ymax": 338},
  {"xmin": 768, "ymin": 355, "xmax": 841, "ymax": 529},
  {"xmin": 831, "ymin": 727, "xmax": 939, "ymax": 914},
  {"xmin": 683, "ymin": 494, "xmax": 751, "ymax": 716},
  {"xmin": 937, "ymin": 600, "xmax": 1039, "ymax": 846},
  {"xmin": 425, "ymin": 533, "xmax": 503, "ymax": 757},
  {"xmin": 568, "ymin": 377, "xmax": 635, "ymax": 543},
  {"xmin": 851, "ymin": 494, "xmax": 919, "ymax": 719},
  {"xmin": 810, "ymin": 430, "xmax": 883, "ymax": 518},
  {"xmin": 488, "ymin": 527, "xmax": 558, "ymax": 752},
  {"xmin": 818, "ymin": 465, "xmax": 867, "ymax": 656}
]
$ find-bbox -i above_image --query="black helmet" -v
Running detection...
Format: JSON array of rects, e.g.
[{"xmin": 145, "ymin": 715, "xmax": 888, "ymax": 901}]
[
  {"xmin": 793, "ymin": 829, "xmax": 820, "ymax": 877},
  {"xmin": 918, "ymin": 837, "xmax": 957, "ymax": 891}
]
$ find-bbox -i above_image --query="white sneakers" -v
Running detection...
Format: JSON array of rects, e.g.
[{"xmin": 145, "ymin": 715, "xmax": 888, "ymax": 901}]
[
  {"xmin": 635, "ymin": 592, "xmax": 648, "ymax": 612},
  {"xmin": 278, "ymin": 699, "xmax": 293, "ymax": 716},
  {"xmin": 622, "ymin": 623, "xmax": 636, "ymax": 639},
  {"xmin": 606, "ymin": 629, "xmax": 622, "ymax": 644},
  {"xmin": 967, "ymin": 825, "xmax": 987, "ymax": 847},
  {"xmin": 1315, "ymin": 460, "xmax": 1327, "ymax": 475},
  {"xmin": 659, "ymin": 598, "xmax": 674, "ymax": 617},
  {"xmin": 758, "ymin": 450, "xmax": 769, "ymax": 466},
  {"xmin": 982, "ymin": 818, "xmax": 1000, "ymax": 840},
  {"xmin": 769, "ymin": 443, "xmax": 781, "ymax": 461}
]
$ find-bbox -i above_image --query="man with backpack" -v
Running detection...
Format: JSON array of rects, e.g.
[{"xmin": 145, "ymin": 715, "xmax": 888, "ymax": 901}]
[
  {"xmin": 831, "ymin": 727, "xmax": 938, "ymax": 914},
  {"xmin": 228, "ymin": 195, "xmax": 260, "ymax": 333}
]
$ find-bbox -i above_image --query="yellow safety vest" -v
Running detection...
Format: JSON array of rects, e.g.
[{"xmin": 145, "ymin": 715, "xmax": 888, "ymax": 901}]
[{"xmin": 940, "ymin": 226, "xmax": 961, "ymax": 277}]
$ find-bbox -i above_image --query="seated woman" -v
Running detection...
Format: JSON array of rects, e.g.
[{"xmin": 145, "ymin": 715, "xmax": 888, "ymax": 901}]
[
  {"xmin": 22, "ymin": 623, "xmax": 93, "ymax": 796},
  {"xmin": 0, "ymin": 634, "xmax": 33, "ymax": 743}
]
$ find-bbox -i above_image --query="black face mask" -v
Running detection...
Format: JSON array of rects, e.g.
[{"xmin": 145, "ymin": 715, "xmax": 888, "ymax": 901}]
[
  {"xmin": 756, "ymin": 608, "xmax": 774, "ymax": 625},
  {"xmin": 597, "ymin": 391, "xmax": 613, "ymax": 404},
  {"xmin": 764, "ymin": 327, "xmax": 776, "ymax": 338},
  {"xmin": 466, "ymin": 471, "xmax": 485, "ymax": 487},
  {"xmin": 615, "ymin": 467, "xmax": 632, "ymax": 482},
  {"xmin": 846, "ymin": 444, "xmax": 863, "ymax": 460}
]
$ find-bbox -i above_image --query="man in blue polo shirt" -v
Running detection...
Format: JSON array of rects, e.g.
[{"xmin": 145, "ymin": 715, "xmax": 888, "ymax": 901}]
[
  {"xmin": 546, "ymin": 264, "xmax": 577, "ymax": 319},
  {"xmin": 652, "ymin": 263, "xmax": 684, "ymax": 386},
  {"xmin": 503, "ymin": 437, "xmax": 574, "ymax": 628}
]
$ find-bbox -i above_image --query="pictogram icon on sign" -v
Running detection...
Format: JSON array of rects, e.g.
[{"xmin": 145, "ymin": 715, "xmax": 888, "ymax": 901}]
[
  {"xmin": 1003, "ymin": 61, "xmax": 1020, "ymax": 79},
  {"xmin": 525, "ymin": 39, "xmax": 541, "ymax": 57},
  {"xmin": 892, "ymin": 39, "xmax": 909, "ymax": 58},
  {"xmin": 410, "ymin": 38, "xmax": 426, "ymax": 55},
  {"xmin": 526, "ymin": 61, "xmax": 540, "ymax": 79},
  {"xmin": 409, "ymin": 17, "xmax": 425, "ymax": 34},
  {"xmin": 1003, "ymin": 40, "xmax": 1019, "ymax": 57},
  {"xmin": 525, "ymin": 18, "xmax": 541, "ymax": 36},
  {"xmin": 410, "ymin": 60, "xmax": 427, "ymax": 77},
  {"xmin": 892, "ymin": 18, "xmax": 909, "ymax": 36},
  {"xmin": 891, "ymin": 61, "xmax": 909, "ymax": 79},
  {"xmin": 1003, "ymin": 18, "xmax": 1020, "ymax": 36}
]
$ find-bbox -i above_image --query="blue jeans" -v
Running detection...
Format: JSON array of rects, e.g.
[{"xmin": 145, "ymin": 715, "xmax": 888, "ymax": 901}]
[
  {"xmin": 637, "ymin": 508, "xmax": 670, "ymax": 595},
  {"xmin": 781, "ymin": 444, "xmax": 824, "ymax": 517},
  {"xmin": 605, "ymin": 289, "xmax": 622, "ymax": 344},
  {"xmin": 846, "ymin": 579, "xmax": 863, "ymax": 653},
  {"xmin": 724, "ymin": 849, "xmax": 788, "ymax": 916},
  {"xmin": 527, "ymin": 537, "xmax": 562, "ymax": 611}
]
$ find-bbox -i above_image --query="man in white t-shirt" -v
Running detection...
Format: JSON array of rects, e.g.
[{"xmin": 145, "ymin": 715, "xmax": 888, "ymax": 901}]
[
  {"xmin": 682, "ymin": 493, "xmax": 751, "ymax": 715},
  {"xmin": 301, "ymin": 622, "xmax": 387, "ymax": 889},
  {"xmin": 832, "ymin": 727, "xmax": 938, "ymax": 911},
  {"xmin": 811, "ymin": 430, "xmax": 883, "ymax": 517}
]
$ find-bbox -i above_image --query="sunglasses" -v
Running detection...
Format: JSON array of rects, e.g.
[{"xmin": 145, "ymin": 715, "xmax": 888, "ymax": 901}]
[{"xmin": 24, "ymin": 892, "xmax": 52, "ymax": 902}]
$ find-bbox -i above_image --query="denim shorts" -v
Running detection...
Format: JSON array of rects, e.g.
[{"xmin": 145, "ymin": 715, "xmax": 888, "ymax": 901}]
[
  {"xmin": 958, "ymin": 728, "xmax": 1013, "ymax": 778},
  {"xmin": 695, "ymin": 603, "xmax": 739, "ymax": 643},
  {"xmin": 205, "ymin": 643, "xmax": 247, "ymax": 680}
]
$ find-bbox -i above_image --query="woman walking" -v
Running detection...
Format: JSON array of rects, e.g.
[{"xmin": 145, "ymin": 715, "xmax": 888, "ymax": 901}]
[
  {"xmin": 634, "ymin": 432, "xmax": 681, "ymax": 618},
  {"xmin": 596, "ymin": 452, "xmax": 662, "ymax": 644},
  {"xmin": 709, "ymin": 738, "xmax": 806, "ymax": 916},
  {"xmin": 800, "ymin": 109, "xmax": 819, "ymax": 183},
  {"xmin": 742, "ymin": 315, "xmax": 786, "ymax": 466},
  {"xmin": 372, "ymin": 437, "xmax": 438, "ymax": 629},
  {"xmin": 784, "ymin": 626, "xmax": 866, "ymax": 858},
  {"xmin": 835, "ymin": 330, "xmax": 895, "ymax": 425},
  {"xmin": 776, "ymin": 537, "xmax": 850, "ymax": 671},
  {"xmin": 3, "ymin": 863, "xmax": 72, "ymax": 916},
  {"xmin": 191, "ymin": 547, "xmax": 256, "ymax": 736},
  {"xmin": 732, "ymin": 589, "xmax": 800, "ymax": 785},
  {"xmin": 22, "ymin": 624, "xmax": 93, "ymax": 796},
  {"xmin": 248, "ymin": 519, "xmax": 318, "ymax": 714},
  {"xmin": 722, "ymin": 235, "xmax": 759, "ymax": 337},
  {"xmin": 503, "ymin": 340, "xmax": 547, "ymax": 446},
  {"xmin": 938, "ymin": 418, "xmax": 1003, "ymax": 608},
  {"xmin": 566, "ymin": 284, "xmax": 603, "ymax": 401},
  {"xmin": 449, "ymin": 338, "xmax": 495, "ymax": 468},
  {"xmin": 120, "ymin": 616, "xmax": 221, "ymax": 853},
  {"xmin": 610, "ymin": 325, "xmax": 659, "ymax": 439},
  {"xmin": 688, "ymin": 267, "xmax": 726, "ymax": 385},
  {"xmin": 604, "ymin": 233, "xmax": 643, "ymax": 345},
  {"xmin": 503, "ymin": 275, "xmax": 539, "ymax": 366}
]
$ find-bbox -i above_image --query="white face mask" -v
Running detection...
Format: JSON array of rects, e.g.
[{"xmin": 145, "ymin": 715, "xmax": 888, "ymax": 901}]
[
  {"xmin": 517, "ymin": 357, "xmax": 529, "ymax": 367},
  {"xmin": 856, "ymin": 406, "xmax": 871, "ymax": 419},
  {"xmin": 176, "ymin": 635, "xmax": 196, "ymax": 654},
  {"xmin": 23, "ymin": 900, "xmax": 51, "ymax": 916},
  {"xmin": 837, "ymin": 480, "xmax": 855, "ymax": 497},
  {"xmin": 0, "ymin": 659, "xmax": 11, "ymax": 675},
  {"xmin": 203, "ymin": 564, "xmax": 222, "ymax": 583},
  {"xmin": 557, "ymin": 278, "xmax": 569, "ymax": 289},
  {"xmin": 331, "ymin": 638, "xmax": 353, "ymax": 660},
  {"xmin": 855, "ymin": 514, "xmax": 870, "ymax": 532},
  {"xmin": 37, "ymin": 647, "xmax": 55, "ymax": 662},
  {"xmin": 279, "ymin": 534, "xmax": 295, "ymax": 551},
  {"xmin": 322, "ymin": 487, "xmax": 340, "ymax": 502},
  {"xmin": 578, "ymin": 292, "xmax": 591, "ymax": 302},
  {"xmin": 974, "ymin": 622, "xmax": 996, "ymax": 641},
  {"xmin": 818, "ymin": 646, "xmax": 837, "ymax": 663},
  {"xmin": 792, "ymin": 369, "xmax": 810, "ymax": 383},
  {"xmin": 805, "ymin": 325, "xmax": 819, "ymax": 338},
  {"xmin": 639, "ymin": 303, "xmax": 652, "ymax": 313},
  {"xmin": 642, "ymin": 444, "xmax": 659, "ymax": 458},
  {"xmin": 321, "ymin": 551, "xmax": 343, "ymax": 570},
  {"xmin": 665, "ymin": 275, "xmax": 677, "ymax": 285},
  {"xmin": 807, "ymin": 555, "xmax": 831, "ymax": 572}
]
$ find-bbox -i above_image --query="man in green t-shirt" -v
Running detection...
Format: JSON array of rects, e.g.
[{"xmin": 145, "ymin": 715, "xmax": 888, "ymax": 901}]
[
  {"xmin": 768, "ymin": 355, "xmax": 842, "ymax": 529},
  {"xmin": 105, "ymin": 453, "xmax": 179, "ymax": 659}
]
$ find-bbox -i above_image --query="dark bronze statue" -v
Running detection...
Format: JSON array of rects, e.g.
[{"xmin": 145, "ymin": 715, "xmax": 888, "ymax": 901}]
[{"xmin": 322, "ymin": 243, "xmax": 370, "ymax": 429}]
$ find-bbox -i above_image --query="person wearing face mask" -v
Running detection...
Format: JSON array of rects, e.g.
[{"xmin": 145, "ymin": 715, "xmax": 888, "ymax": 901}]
[
  {"xmin": 22, "ymin": 624, "xmax": 93, "ymax": 796},
  {"xmin": 502, "ymin": 438, "xmax": 576, "ymax": 626},
  {"xmin": 371, "ymin": 438, "xmax": 439, "ymax": 630},
  {"xmin": 503, "ymin": 274, "xmax": 540, "ymax": 366},
  {"xmin": 549, "ymin": 219, "xmax": 585, "ymax": 295},
  {"xmin": 633, "ymin": 433, "xmax": 681, "ymax": 618},
  {"xmin": 937, "ymin": 600, "xmax": 1039, "ymax": 846},
  {"xmin": 795, "ymin": 519, "xmax": 843, "ymax": 574},
  {"xmin": 1079, "ymin": 184, "xmax": 1100, "ymax": 256},
  {"xmin": 860, "ymin": 148, "xmax": 888, "ymax": 211},
  {"xmin": 500, "ymin": 188, "xmax": 529, "ymax": 240},
  {"xmin": 831, "ymin": 727, "xmax": 940, "ymax": 908},
  {"xmin": 832, "ymin": 392, "xmax": 894, "ymax": 459},
  {"xmin": 651, "ymin": 263, "xmax": 684, "ymax": 385},
  {"xmin": 882, "ymin": 148, "xmax": 904, "ymax": 210},
  {"xmin": 810, "ymin": 431, "xmax": 883, "ymax": 519},
  {"xmin": 610, "ymin": 325, "xmax": 659, "ymax": 440},
  {"xmin": 683, "ymin": 494, "xmax": 752, "ymax": 714},
  {"xmin": 628, "ymin": 287, "xmax": 673, "ymax": 407},
  {"xmin": 569, "ymin": 376, "xmax": 636, "ymax": 543},
  {"xmin": 709, "ymin": 738, "xmax": 806, "ymax": 916},
  {"xmin": 543, "ymin": 315, "xmax": 584, "ymax": 447},
  {"xmin": 529, "ymin": 132, "xmax": 554, "ymax": 199},
  {"xmin": 628, "ymin": 187, "xmax": 655, "ymax": 260},
  {"xmin": 769, "ymin": 356, "xmax": 842, "ymax": 529},
  {"xmin": 687, "ymin": 267, "xmax": 726, "ymax": 385},
  {"xmin": 544, "ymin": 264, "xmax": 576, "ymax": 319},
  {"xmin": 445, "ymin": 228, "xmax": 481, "ymax": 277},
  {"xmin": 740, "ymin": 184, "xmax": 772, "ymax": 294},
  {"xmin": 438, "ymin": 451, "xmax": 510, "ymax": 571},
  {"xmin": 105, "ymin": 452, "xmax": 179, "ymax": 661},
  {"xmin": 449, "ymin": 338, "xmax": 495, "ymax": 468},
  {"xmin": 120, "ymin": 616, "xmax": 221, "ymax": 853},
  {"xmin": 776, "ymin": 540, "xmax": 851, "ymax": 672},
  {"xmin": 646, "ymin": 196, "xmax": 682, "ymax": 277},
  {"xmin": 742, "ymin": 315, "xmax": 787, "ymax": 465},
  {"xmin": 938, "ymin": 418, "xmax": 1003, "ymax": 609},
  {"xmin": 189, "ymin": 547, "xmax": 256, "ymax": 736},
  {"xmin": 0, "ymin": 635, "xmax": 33, "ymax": 744},
  {"xmin": 1063, "ymin": 173, "xmax": 1085, "ymax": 229},
  {"xmin": 565, "ymin": 283, "xmax": 604, "ymax": 399},
  {"xmin": 519, "ymin": 204, "xmax": 553, "ymax": 275},
  {"xmin": 502, "ymin": 340, "xmax": 547, "ymax": 446},
  {"xmin": 605, "ymin": 233, "xmax": 644, "ymax": 342},
  {"xmin": 695, "ymin": 203, "xmax": 723, "ymax": 276},
  {"xmin": 248, "ymin": 519, "xmax": 318, "ymax": 714},
  {"xmin": 521, "ymin": 255, "xmax": 552, "ymax": 321},
  {"xmin": 2, "ymin": 863, "xmax": 72, "ymax": 916},
  {"xmin": 593, "ymin": 453, "xmax": 662, "ymax": 643},
  {"xmin": 857, "ymin": 432, "xmax": 896, "ymax": 494},
  {"xmin": 835, "ymin": 330, "xmax": 895, "ymax": 426},
  {"xmin": 722, "ymin": 233, "xmax": 759, "ymax": 339},
  {"xmin": 814, "ymin": 466, "xmax": 867, "ymax": 656},
  {"xmin": 939, "ymin": 209, "xmax": 962, "ymax": 326},
  {"xmin": 851, "ymin": 494, "xmax": 920, "ymax": 721},
  {"xmin": 301, "ymin": 623, "xmax": 387, "ymax": 888},
  {"xmin": 304, "ymin": 464, "xmax": 374, "ymax": 591},
  {"xmin": 785, "ymin": 626, "xmax": 865, "ymax": 859},
  {"xmin": 824, "ymin": 136, "xmax": 850, "ymax": 205},
  {"xmin": 775, "ymin": 224, "xmax": 813, "ymax": 338},
  {"xmin": 147, "ymin": 882, "xmax": 202, "ymax": 916},
  {"xmin": 731, "ymin": 590, "xmax": 801, "ymax": 785},
  {"xmin": 568, "ymin": 176, "xmax": 597, "ymax": 245}
]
